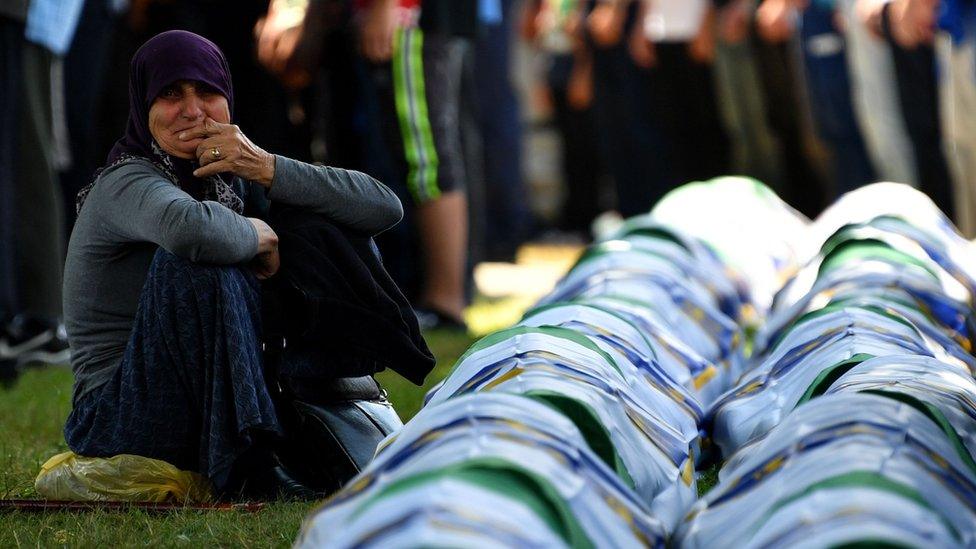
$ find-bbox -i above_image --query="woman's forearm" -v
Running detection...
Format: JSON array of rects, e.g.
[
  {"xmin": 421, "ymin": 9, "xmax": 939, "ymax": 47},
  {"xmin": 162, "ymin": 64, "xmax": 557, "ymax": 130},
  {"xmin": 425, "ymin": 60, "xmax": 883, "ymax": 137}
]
[
  {"xmin": 267, "ymin": 155, "xmax": 404, "ymax": 235},
  {"xmin": 98, "ymin": 161, "xmax": 260, "ymax": 264}
]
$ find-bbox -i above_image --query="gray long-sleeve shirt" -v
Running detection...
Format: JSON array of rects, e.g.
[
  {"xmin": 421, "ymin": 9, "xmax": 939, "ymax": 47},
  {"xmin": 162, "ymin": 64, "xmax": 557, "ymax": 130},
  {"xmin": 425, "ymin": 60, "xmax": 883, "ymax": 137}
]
[{"xmin": 63, "ymin": 155, "xmax": 403, "ymax": 404}]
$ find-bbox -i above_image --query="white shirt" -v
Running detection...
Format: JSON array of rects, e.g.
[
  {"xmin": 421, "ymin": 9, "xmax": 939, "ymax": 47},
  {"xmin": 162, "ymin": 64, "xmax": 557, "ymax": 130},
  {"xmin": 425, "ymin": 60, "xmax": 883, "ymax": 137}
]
[{"xmin": 643, "ymin": 0, "xmax": 708, "ymax": 43}]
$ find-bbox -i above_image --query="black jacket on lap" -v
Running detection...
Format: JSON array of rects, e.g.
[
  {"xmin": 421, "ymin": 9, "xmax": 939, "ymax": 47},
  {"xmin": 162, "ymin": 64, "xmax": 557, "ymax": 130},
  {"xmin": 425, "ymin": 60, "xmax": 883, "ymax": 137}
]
[{"xmin": 263, "ymin": 205, "xmax": 434, "ymax": 387}]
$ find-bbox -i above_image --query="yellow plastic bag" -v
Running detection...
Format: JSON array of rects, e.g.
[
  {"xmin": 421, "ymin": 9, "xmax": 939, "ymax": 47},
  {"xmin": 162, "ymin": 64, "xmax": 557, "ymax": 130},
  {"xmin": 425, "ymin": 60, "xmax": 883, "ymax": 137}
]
[{"xmin": 34, "ymin": 452, "xmax": 213, "ymax": 503}]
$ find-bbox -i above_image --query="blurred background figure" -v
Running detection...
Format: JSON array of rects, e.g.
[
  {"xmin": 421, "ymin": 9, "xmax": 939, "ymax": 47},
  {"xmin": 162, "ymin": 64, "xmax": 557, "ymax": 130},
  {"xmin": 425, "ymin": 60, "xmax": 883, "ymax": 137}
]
[
  {"xmin": 752, "ymin": 0, "xmax": 832, "ymax": 216},
  {"xmin": 584, "ymin": 0, "xmax": 664, "ymax": 218},
  {"xmin": 356, "ymin": 0, "xmax": 475, "ymax": 330},
  {"xmin": 0, "ymin": 0, "xmax": 82, "ymax": 379},
  {"xmin": 840, "ymin": 0, "xmax": 917, "ymax": 186},
  {"xmin": 795, "ymin": 0, "xmax": 876, "ymax": 194},
  {"xmin": 6, "ymin": 0, "xmax": 974, "ymax": 357},
  {"xmin": 936, "ymin": 0, "xmax": 976, "ymax": 235},
  {"xmin": 630, "ymin": 0, "xmax": 731, "ymax": 190},
  {"xmin": 472, "ymin": 0, "xmax": 532, "ymax": 262},
  {"xmin": 858, "ymin": 0, "xmax": 955, "ymax": 219},
  {"xmin": 60, "ymin": 0, "xmax": 126, "ymax": 232},
  {"xmin": 523, "ymin": 0, "xmax": 605, "ymax": 240},
  {"xmin": 713, "ymin": 0, "xmax": 784, "ymax": 187}
]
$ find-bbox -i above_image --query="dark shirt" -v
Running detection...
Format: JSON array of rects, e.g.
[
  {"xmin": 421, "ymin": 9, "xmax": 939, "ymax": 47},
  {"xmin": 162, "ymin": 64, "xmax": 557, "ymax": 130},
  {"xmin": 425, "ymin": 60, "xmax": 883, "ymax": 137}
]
[{"xmin": 420, "ymin": 0, "xmax": 478, "ymax": 37}]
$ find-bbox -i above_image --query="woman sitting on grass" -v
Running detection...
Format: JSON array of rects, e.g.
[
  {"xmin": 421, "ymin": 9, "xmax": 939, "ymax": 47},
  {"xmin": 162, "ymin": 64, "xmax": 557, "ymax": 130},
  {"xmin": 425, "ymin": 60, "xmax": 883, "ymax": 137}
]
[{"xmin": 62, "ymin": 30, "xmax": 422, "ymax": 500}]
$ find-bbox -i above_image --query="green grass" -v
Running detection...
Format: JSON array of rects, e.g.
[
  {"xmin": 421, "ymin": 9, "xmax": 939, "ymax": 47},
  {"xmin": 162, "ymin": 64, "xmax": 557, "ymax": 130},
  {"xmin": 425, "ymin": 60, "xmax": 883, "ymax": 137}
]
[
  {"xmin": 0, "ymin": 329, "xmax": 475, "ymax": 548},
  {"xmin": 697, "ymin": 463, "xmax": 720, "ymax": 497},
  {"xmin": 374, "ymin": 330, "xmax": 476, "ymax": 421}
]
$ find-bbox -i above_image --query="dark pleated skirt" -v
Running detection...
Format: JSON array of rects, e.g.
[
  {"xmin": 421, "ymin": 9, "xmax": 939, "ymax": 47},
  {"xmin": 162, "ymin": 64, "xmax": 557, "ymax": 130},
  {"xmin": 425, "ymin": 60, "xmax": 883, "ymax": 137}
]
[{"xmin": 64, "ymin": 250, "xmax": 282, "ymax": 490}]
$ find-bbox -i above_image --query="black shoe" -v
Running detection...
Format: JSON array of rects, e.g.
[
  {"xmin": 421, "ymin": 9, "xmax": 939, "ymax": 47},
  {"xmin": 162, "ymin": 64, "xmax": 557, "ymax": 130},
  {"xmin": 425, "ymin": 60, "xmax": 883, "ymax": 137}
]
[
  {"xmin": 414, "ymin": 307, "xmax": 468, "ymax": 332},
  {"xmin": 0, "ymin": 317, "xmax": 69, "ymax": 368},
  {"xmin": 239, "ymin": 455, "xmax": 323, "ymax": 502},
  {"xmin": 0, "ymin": 358, "xmax": 18, "ymax": 388}
]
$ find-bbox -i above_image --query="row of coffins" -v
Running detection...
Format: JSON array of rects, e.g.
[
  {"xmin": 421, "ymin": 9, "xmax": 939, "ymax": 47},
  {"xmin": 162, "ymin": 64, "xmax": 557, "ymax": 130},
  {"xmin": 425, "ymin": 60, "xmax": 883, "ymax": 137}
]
[
  {"xmin": 295, "ymin": 178, "xmax": 799, "ymax": 547},
  {"xmin": 680, "ymin": 184, "xmax": 976, "ymax": 547}
]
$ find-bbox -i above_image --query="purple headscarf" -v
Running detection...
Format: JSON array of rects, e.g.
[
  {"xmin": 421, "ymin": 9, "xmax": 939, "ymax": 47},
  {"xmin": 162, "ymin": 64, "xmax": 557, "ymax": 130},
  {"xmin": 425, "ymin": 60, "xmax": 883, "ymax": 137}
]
[{"xmin": 78, "ymin": 30, "xmax": 243, "ymax": 214}]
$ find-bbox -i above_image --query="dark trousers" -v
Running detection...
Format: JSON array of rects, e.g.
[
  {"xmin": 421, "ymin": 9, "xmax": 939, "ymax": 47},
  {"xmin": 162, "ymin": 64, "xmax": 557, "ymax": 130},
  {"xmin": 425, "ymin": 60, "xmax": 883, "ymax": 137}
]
[
  {"xmin": 888, "ymin": 42, "xmax": 955, "ymax": 220},
  {"xmin": 753, "ymin": 36, "xmax": 830, "ymax": 217},
  {"xmin": 643, "ymin": 43, "xmax": 731, "ymax": 191},
  {"xmin": 548, "ymin": 55, "xmax": 603, "ymax": 233},
  {"xmin": 800, "ymin": 4, "xmax": 876, "ymax": 196},
  {"xmin": 60, "ymin": 0, "xmax": 118, "ymax": 230},
  {"xmin": 65, "ymin": 251, "xmax": 279, "ymax": 490},
  {"xmin": 366, "ymin": 31, "xmax": 467, "ymax": 298},
  {"xmin": 0, "ymin": 18, "xmax": 21, "ymax": 322},
  {"xmin": 0, "ymin": 18, "xmax": 64, "ymax": 326},
  {"xmin": 591, "ymin": 42, "xmax": 670, "ymax": 217},
  {"xmin": 474, "ymin": 0, "xmax": 530, "ymax": 258}
]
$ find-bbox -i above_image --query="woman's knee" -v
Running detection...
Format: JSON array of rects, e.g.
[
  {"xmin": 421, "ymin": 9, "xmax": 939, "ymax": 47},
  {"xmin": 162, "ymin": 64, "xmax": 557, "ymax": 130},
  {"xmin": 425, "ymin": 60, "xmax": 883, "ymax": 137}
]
[
  {"xmin": 144, "ymin": 249, "xmax": 260, "ymax": 317},
  {"xmin": 148, "ymin": 249, "xmax": 253, "ymax": 289}
]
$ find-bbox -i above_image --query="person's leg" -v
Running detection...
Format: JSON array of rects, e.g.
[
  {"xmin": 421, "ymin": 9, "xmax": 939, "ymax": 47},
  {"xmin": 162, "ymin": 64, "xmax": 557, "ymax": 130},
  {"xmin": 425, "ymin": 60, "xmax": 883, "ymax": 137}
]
[
  {"xmin": 14, "ymin": 38, "xmax": 64, "ymax": 327},
  {"xmin": 590, "ymin": 45, "xmax": 627, "ymax": 213},
  {"xmin": 64, "ymin": 250, "xmax": 279, "ymax": 491},
  {"xmin": 391, "ymin": 28, "xmax": 469, "ymax": 324},
  {"xmin": 361, "ymin": 55, "xmax": 422, "ymax": 298},
  {"xmin": 938, "ymin": 34, "xmax": 976, "ymax": 237},
  {"xmin": 0, "ymin": 18, "xmax": 22, "ymax": 326},
  {"xmin": 752, "ymin": 35, "xmax": 830, "ymax": 217},
  {"xmin": 474, "ymin": 0, "xmax": 530, "ymax": 260},
  {"xmin": 888, "ymin": 40, "xmax": 956, "ymax": 220},
  {"xmin": 459, "ymin": 43, "xmax": 486, "ymax": 270},
  {"xmin": 644, "ymin": 43, "xmax": 686, "ymax": 190},
  {"xmin": 416, "ymin": 191, "xmax": 468, "ymax": 319},
  {"xmin": 798, "ymin": 4, "xmax": 875, "ymax": 197},
  {"xmin": 60, "ymin": 0, "xmax": 118, "ymax": 231},
  {"xmin": 672, "ymin": 44, "xmax": 732, "ymax": 183},
  {"xmin": 561, "ymin": 102, "xmax": 604, "ymax": 234},
  {"xmin": 598, "ymin": 42, "xmax": 669, "ymax": 216},
  {"xmin": 713, "ymin": 39, "xmax": 784, "ymax": 186},
  {"xmin": 549, "ymin": 55, "xmax": 603, "ymax": 235},
  {"xmin": 838, "ymin": 0, "xmax": 917, "ymax": 186}
]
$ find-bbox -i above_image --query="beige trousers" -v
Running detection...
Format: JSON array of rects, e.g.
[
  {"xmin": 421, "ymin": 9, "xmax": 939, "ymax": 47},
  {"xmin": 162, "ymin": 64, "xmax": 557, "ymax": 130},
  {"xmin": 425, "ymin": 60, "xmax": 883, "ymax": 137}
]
[{"xmin": 938, "ymin": 34, "xmax": 976, "ymax": 238}]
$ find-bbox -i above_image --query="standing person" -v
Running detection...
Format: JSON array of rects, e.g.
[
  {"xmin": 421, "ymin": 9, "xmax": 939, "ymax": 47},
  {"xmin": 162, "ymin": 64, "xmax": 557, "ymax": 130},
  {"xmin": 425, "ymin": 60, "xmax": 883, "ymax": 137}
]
[
  {"xmin": 474, "ymin": 0, "xmax": 532, "ymax": 261},
  {"xmin": 630, "ymin": 0, "xmax": 732, "ymax": 188},
  {"xmin": 524, "ymin": 0, "xmax": 605, "ymax": 238},
  {"xmin": 0, "ymin": 4, "xmax": 22, "ymax": 381},
  {"xmin": 937, "ymin": 0, "xmax": 976, "ymax": 235},
  {"xmin": 858, "ymin": 0, "xmax": 955, "ymax": 218},
  {"xmin": 0, "ymin": 0, "xmax": 83, "ymax": 377},
  {"xmin": 796, "ymin": 0, "xmax": 876, "ymax": 195},
  {"xmin": 713, "ymin": 0, "xmax": 785, "ymax": 188},
  {"xmin": 841, "ymin": 0, "xmax": 918, "ymax": 186},
  {"xmin": 586, "ymin": 0, "xmax": 669, "ymax": 217},
  {"xmin": 60, "ymin": 0, "xmax": 126, "ymax": 232},
  {"xmin": 754, "ymin": 0, "xmax": 831, "ymax": 216},
  {"xmin": 357, "ymin": 0, "xmax": 476, "ymax": 330}
]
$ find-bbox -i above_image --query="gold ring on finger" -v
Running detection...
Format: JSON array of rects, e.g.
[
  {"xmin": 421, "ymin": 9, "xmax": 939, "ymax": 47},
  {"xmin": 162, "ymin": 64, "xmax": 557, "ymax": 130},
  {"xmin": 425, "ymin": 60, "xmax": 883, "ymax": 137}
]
[{"xmin": 210, "ymin": 147, "xmax": 221, "ymax": 159}]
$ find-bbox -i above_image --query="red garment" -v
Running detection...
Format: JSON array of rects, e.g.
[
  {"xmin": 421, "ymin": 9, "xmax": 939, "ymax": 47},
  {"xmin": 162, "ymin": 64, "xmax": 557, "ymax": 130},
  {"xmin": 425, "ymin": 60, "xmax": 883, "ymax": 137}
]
[{"xmin": 353, "ymin": 0, "xmax": 420, "ymax": 10}]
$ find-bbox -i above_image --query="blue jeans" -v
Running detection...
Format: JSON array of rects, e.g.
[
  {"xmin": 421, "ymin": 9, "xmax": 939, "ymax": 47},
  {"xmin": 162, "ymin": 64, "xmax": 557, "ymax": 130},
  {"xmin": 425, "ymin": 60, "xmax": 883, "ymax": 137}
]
[
  {"xmin": 65, "ymin": 250, "xmax": 280, "ymax": 490},
  {"xmin": 800, "ymin": 3, "xmax": 876, "ymax": 195},
  {"xmin": 474, "ymin": 0, "xmax": 530, "ymax": 255}
]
